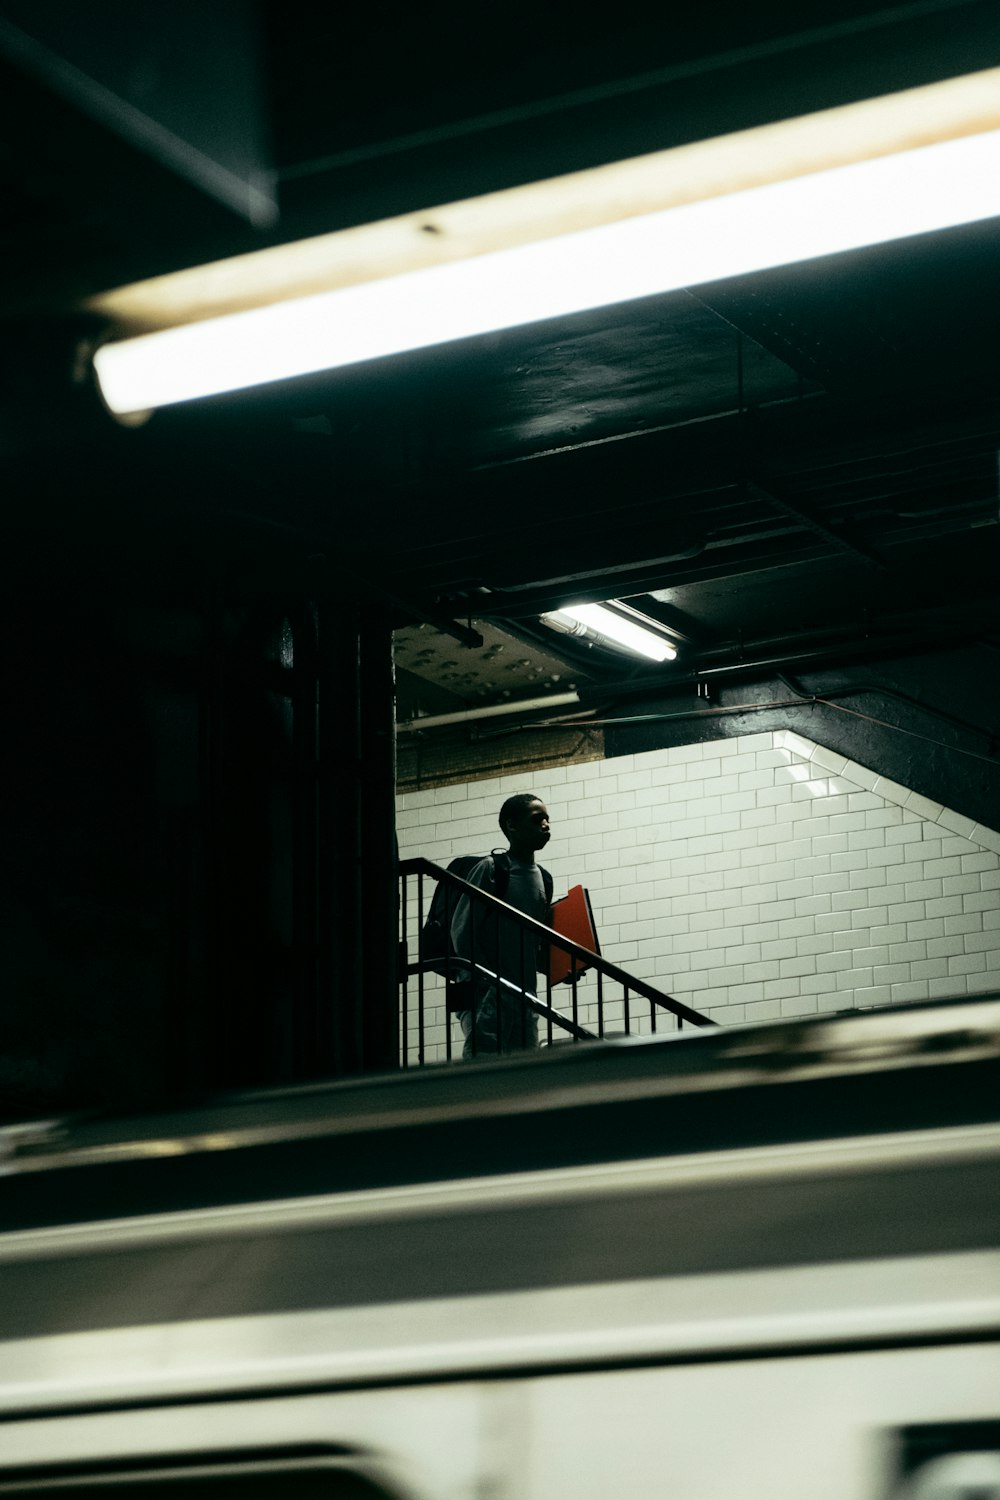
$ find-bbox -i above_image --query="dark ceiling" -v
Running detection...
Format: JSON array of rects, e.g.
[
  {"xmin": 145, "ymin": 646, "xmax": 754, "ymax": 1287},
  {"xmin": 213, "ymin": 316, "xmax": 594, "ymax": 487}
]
[{"xmin": 1, "ymin": 0, "xmax": 999, "ymax": 733}]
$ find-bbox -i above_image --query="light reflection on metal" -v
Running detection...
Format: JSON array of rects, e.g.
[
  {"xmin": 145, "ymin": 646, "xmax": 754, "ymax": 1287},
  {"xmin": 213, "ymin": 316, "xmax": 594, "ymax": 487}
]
[
  {"xmin": 1, "ymin": 999, "xmax": 997, "ymax": 1178},
  {"xmin": 1, "ymin": 1121, "xmax": 998, "ymax": 1261}
]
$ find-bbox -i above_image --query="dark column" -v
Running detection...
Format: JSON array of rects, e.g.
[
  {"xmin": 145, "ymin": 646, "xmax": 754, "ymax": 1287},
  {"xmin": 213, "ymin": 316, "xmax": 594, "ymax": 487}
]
[
  {"xmin": 290, "ymin": 601, "xmax": 320, "ymax": 1080},
  {"xmin": 359, "ymin": 610, "xmax": 399, "ymax": 1073},
  {"xmin": 314, "ymin": 595, "xmax": 399, "ymax": 1078},
  {"xmin": 315, "ymin": 594, "xmax": 363, "ymax": 1076}
]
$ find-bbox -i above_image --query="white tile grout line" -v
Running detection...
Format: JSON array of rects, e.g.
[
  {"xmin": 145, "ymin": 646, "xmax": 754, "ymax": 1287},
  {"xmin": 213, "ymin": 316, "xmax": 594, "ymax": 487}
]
[{"xmin": 771, "ymin": 730, "xmax": 1000, "ymax": 857}]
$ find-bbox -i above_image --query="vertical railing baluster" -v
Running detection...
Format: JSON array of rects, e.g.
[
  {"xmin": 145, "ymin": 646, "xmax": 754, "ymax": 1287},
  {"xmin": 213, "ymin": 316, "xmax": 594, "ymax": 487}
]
[
  {"xmin": 623, "ymin": 985, "xmax": 631, "ymax": 1036},
  {"xmin": 572, "ymin": 960, "xmax": 581, "ymax": 1039},
  {"xmin": 494, "ymin": 907, "xmax": 502, "ymax": 1055},
  {"xmin": 446, "ymin": 882, "xmax": 458, "ymax": 1062},
  {"xmin": 417, "ymin": 871, "xmax": 430, "ymax": 1068},
  {"xmin": 400, "ymin": 871, "xmax": 409, "ymax": 1069},
  {"xmin": 650, "ymin": 996, "xmax": 657, "ymax": 1034},
  {"xmin": 417, "ymin": 871, "xmax": 426, "ymax": 1067},
  {"xmin": 469, "ymin": 895, "xmax": 478, "ymax": 1058},
  {"xmin": 594, "ymin": 966, "xmax": 603, "ymax": 1043},
  {"xmin": 416, "ymin": 871, "xmax": 428, "ymax": 1067},
  {"xmin": 520, "ymin": 925, "xmax": 527, "ymax": 1049},
  {"xmin": 449, "ymin": 882, "xmax": 458, "ymax": 1002}
]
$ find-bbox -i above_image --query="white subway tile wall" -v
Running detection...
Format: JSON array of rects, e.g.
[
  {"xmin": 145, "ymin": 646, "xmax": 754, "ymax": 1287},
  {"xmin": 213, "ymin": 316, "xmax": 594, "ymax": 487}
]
[{"xmin": 396, "ymin": 732, "xmax": 1000, "ymax": 1062}]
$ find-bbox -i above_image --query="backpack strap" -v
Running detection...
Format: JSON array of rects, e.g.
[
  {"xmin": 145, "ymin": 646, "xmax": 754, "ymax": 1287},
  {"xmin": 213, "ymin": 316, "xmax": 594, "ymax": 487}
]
[
  {"xmin": 491, "ymin": 850, "xmax": 552, "ymax": 906},
  {"xmin": 490, "ymin": 849, "xmax": 510, "ymax": 898}
]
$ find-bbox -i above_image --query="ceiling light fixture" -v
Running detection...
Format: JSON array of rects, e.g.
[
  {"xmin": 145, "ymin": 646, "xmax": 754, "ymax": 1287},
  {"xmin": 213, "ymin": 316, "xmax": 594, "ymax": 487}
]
[
  {"xmin": 543, "ymin": 603, "xmax": 678, "ymax": 662},
  {"xmin": 91, "ymin": 67, "xmax": 1000, "ymax": 416}
]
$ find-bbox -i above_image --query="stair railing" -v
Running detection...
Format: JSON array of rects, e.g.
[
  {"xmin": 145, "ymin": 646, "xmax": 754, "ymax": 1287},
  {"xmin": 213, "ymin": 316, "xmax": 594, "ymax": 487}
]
[{"xmin": 398, "ymin": 857, "xmax": 714, "ymax": 1066}]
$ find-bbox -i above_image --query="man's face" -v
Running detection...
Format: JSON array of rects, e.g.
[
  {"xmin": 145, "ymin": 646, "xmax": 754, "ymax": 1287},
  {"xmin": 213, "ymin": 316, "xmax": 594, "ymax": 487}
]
[{"xmin": 509, "ymin": 798, "xmax": 551, "ymax": 851}]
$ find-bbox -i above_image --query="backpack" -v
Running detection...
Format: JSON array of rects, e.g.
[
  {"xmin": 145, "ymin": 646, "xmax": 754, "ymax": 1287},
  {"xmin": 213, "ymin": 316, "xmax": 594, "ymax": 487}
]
[{"xmin": 419, "ymin": 851, "xmax": 553, "ymax": 980}]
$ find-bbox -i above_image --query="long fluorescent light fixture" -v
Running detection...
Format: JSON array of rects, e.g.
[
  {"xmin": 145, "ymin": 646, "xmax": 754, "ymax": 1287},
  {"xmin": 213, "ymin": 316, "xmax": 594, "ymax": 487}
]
[
  {"xmin": 92, "ymin": 68, "xmax": 1000, "ymax": 416},
  {"xmin": 544, "ymin": 603, "xmax": 678, "ymax": 662}
]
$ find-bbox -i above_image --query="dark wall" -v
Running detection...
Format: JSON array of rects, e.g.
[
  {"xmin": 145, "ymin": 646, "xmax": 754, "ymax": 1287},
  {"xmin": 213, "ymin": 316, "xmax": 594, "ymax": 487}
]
[
  {"xmin": 603, "ymin": 646, "xmax": 1000, "ymax": 830},
  {"xmin": 1, "ymin": 407, "xmax": 397, "ymax": 1123},
  {"xmin": 2, "ymin": 518, "xmax": 281, "ymax": 1118}
]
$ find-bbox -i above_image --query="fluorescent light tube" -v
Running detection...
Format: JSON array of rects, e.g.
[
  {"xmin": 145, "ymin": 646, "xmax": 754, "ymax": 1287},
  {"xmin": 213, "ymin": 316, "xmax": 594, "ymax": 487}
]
[
  {"xmin": 549, "ymin": 604, "xmax": 678, "ymax": 662},
  {"xmin": 92, "ymin": 69, "xmax": 1000, "ymax": 416}
]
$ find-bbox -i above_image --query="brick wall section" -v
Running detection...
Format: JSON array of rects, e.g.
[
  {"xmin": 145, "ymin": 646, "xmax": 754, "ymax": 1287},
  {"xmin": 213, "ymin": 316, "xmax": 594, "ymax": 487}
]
[{"xmin": 396, "ymin": 730, "xmax": 1000, "ymax": 1062}]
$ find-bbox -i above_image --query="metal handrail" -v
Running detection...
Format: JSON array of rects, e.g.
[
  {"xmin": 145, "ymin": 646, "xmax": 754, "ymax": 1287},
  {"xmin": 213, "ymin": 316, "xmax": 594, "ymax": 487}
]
[
  {"xmin": 414, "ymin": 956, "xmax": 596, "ymax": 1040},
  {"xmin": 399, "ymin": 856, "xmax": 715, "ymax": 1030}
]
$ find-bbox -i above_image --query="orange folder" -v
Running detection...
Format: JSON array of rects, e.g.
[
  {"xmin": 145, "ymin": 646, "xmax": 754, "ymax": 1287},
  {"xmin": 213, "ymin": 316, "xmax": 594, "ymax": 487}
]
[{"xmin": 548, "ymin": 885, "xmax": 600, "ymax": 985}]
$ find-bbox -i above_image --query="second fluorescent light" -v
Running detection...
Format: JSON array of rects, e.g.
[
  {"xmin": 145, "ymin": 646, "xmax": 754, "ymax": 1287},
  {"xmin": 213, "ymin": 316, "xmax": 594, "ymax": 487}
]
[{"xmin": 547, "ymin": 604, "xmax": 678, "ymax": 662}]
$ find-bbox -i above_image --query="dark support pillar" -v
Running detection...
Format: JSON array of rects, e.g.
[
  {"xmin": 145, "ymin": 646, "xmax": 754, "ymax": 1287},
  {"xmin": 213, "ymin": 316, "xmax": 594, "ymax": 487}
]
[
  {"xmin": 290, "ymin": 601, "xmax": 320, "ymax": 1079},
  {"xmin": 200, "ymin": 558, "xmax": 228, "ymax": 1089},
  {"xmin": 360, "ymin": 611, "xmax": 399, "ymax": 1073},
  {"xmin": 289, "ymin": 592, "xmax": 398, "ymax": 1081},
  {"xmin": 316, "ymin": 594, "xmax": 363, "ymax": 1076}
]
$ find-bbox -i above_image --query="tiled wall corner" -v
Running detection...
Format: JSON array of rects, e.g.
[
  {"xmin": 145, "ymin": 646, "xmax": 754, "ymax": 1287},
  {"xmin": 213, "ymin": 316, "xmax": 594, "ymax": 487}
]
[{"xmin": 397, "ymin": 733, "xmax": 1000, "ymax": 1060}]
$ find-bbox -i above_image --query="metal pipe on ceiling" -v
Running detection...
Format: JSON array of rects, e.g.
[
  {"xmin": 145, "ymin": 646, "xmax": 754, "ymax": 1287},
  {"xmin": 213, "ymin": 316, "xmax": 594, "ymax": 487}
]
[{"xmin": 397, "ymin": 691, "xmax": 580, "ymax": 731}]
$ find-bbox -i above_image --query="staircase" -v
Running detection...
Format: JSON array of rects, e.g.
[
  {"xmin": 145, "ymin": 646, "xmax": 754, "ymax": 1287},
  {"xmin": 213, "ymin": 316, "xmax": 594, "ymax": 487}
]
[{"xmin": 399, "ymin": 858, "xmax": 714, "ymax": 1066}]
